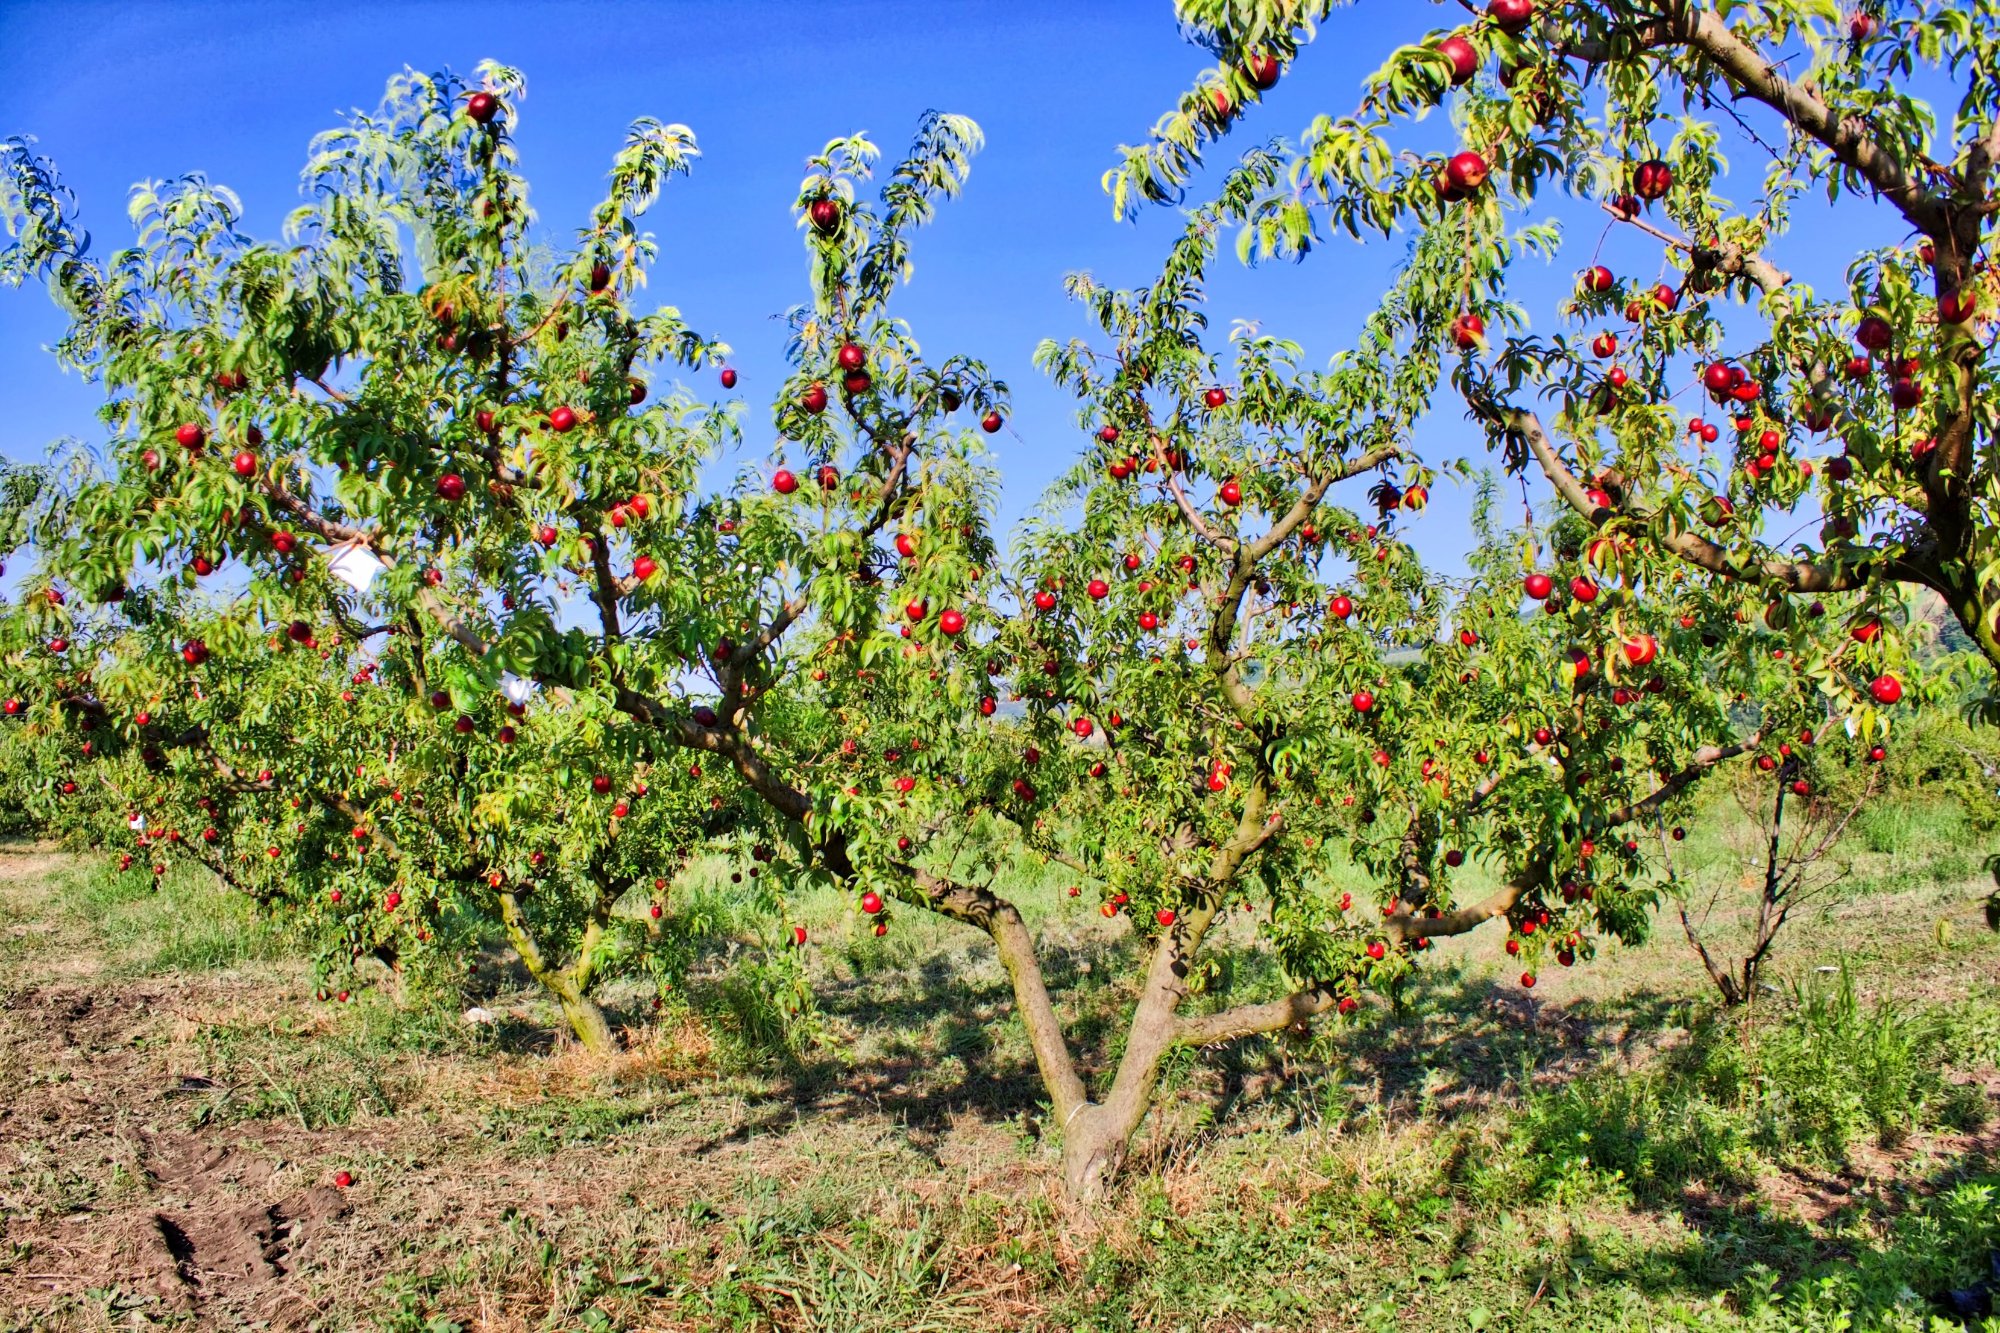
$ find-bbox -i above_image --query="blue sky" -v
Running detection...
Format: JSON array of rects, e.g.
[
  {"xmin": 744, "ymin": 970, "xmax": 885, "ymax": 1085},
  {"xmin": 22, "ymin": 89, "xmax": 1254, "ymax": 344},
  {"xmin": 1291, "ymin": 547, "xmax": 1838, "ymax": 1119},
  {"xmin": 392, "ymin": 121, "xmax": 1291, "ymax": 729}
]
[{"xmin": 0, "ymin": 1, "xmax": 1912, "ymax": 572}]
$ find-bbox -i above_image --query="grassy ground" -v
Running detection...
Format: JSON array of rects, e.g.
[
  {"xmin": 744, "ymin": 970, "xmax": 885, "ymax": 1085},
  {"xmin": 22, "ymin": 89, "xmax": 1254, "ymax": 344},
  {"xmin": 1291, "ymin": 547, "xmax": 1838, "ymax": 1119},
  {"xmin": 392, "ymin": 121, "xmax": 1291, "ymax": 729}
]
[{"xmin": 1, "ymin": 791, "xmax": 1998, "ymax": 1332}]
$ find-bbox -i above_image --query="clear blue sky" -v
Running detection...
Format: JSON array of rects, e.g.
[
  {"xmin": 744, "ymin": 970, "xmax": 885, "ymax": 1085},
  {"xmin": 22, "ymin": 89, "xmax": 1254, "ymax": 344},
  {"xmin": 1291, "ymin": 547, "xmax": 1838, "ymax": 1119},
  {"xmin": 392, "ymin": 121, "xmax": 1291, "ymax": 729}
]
[{"xmin": 0, "ymin": 1, "xmax": 1906, "ymax": 571}]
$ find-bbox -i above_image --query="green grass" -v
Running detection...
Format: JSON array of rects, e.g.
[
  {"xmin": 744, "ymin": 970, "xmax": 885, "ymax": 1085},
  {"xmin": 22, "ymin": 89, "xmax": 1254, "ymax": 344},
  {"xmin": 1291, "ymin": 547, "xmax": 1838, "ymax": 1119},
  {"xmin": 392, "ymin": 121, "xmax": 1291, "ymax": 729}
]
[{"xmin": 48, "ymin": 854, "xmax": 296, "ymax": 975}]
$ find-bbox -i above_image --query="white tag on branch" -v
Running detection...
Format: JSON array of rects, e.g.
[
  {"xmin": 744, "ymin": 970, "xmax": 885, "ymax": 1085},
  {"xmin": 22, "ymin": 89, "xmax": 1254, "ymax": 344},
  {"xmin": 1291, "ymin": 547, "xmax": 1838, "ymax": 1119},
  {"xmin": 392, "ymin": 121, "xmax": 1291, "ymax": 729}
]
[
  {"xmin": 327, "ymin": 541, "xmax": 386, "ymax": 593},
  {"xmin": 128, "ymin": 814, "xmax": 146, "ymax": 832},
  {"xmin": 500, "ymin": 673, "xmax": 536, "ymax": 706}
]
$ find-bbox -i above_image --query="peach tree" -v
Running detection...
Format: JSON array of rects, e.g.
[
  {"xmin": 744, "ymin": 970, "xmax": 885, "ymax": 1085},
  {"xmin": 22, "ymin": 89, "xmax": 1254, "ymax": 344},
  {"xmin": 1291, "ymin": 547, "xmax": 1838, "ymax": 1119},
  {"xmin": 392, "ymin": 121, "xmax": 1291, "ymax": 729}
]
[
  {"xmin": 780, "ymin": 199, "xmax": 1850, "ymax": 1200},
  {"xmin": 0, "ymin": 68, "xmax": 796, "ymax": 1049},
  {"xmin": 0, "ymin": 73, "xmax": 1018, "ymax": 1047},
  {"xmin": 1105, "ymin": 0, "xmax": 1996, "ymax": 714}
]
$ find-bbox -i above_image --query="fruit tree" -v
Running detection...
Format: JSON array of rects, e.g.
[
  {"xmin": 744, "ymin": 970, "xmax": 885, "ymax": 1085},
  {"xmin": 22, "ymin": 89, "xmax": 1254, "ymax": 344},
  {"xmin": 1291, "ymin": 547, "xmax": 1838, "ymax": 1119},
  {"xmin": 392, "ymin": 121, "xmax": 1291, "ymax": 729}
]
[
  {"xmin": 1106, "ymin": 0, "xmax": 2000, "ymax": 701},
  {"xmin": 776, "ymin": 194, "xmax": 1863, "ymax": 1199}
]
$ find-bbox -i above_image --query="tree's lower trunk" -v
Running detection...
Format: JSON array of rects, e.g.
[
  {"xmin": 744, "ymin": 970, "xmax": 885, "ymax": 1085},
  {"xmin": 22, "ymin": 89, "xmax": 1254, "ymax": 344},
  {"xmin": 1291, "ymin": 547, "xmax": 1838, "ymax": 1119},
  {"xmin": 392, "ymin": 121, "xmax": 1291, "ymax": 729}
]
[
  {"xmin": 1060, "ymin": 1105, "xmax": 1132, "ymax": 1203},
  {"xmin": 496, "ymin": 890, "xmax": 618, "ymax": 1055},
  {"xmin": 555, "ymin": 983, "xmax": 617, "ymax": 1056}
]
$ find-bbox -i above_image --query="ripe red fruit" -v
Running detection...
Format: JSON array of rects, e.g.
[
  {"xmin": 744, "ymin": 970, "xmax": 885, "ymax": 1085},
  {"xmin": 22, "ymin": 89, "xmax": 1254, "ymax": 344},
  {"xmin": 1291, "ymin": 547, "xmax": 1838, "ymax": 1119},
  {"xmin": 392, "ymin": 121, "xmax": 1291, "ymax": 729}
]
[
  {"xmin": 809, "ymin": 198, "xmax": 842, "ymax": 233},
  {"xmin": 1854, "ymin": 314, "xmax": 1894, "ymax": 351},
  {"xmin": 591, "ymin": 774, "xmax": 613, "ymax": 794},
  {"xmin": 546, "ymin": 405, "xmax": 579, "ymax": 434},
  {"xmin": 1569, "ymin": 576, "xmax": 1599, "ymax": 603},
  {"xmin": 1445, "ymin": 849, "xmax": 1465, "ymax": 867},
  {"xmin": 436, "ymin": 473, "xmax": 466, "ymax": 501},
  {"xmin": 1203, "ymin": 387, "xmax": 1230, "ymax": 410},
  {"xmin": 1532, "ymin": 726, "xmax": 1554, "ymax": 746},
  {"xmin": 1851, "ymin": 619, "xmax": 1882, "ymax": 644},
  {"xmin": 1033, "ymin": 590, "xmax": 1057, "ymax": 612},
  {"xmin": 905, "ymin": 599, "xmax": 927, "ymax": 623},
  {"xmin": 1445, "ymin": 150, "xmax": 1490, "ymax": 192},
  {"xmin": 1366, "ymin": 941, "xmax": 1387, "ymax": 961},
  {"xmin": 1352, "ymin": 690, "xmax": 1375, "ymax": 713},
  {"xmin": 1621, "ymin": 634, "xmax": 1658, "ymax": 666},
  {"xmin": 633, "ymin": 555, "xmax": 658, "ymax": 581},
  {"xmin": 1849, "ymin": 11, "xmax": 1877, "ymax": 39},
  {"xmin": 939, "ymin": 609, "xmax": 966, "ymax": 636},
  {"xmin": 1868, "ymin": 673, "xmax": 1904, "ymax": 705},
  {"xmin": 181, "ymin": 640, "xmax": 209, "ymax": 666},
  {"xmin": 334, "ymin": 1170, "xmax": 354, "ymax": 1189},
  {"xmin": 1438, "ymin": 34, "xmax": 1479, "ymax": 84},
  {"xmin": 453, "ymin": 715, "xmax": 474, "ymax": 734},
  {"xmin": 1087, "ymin": 579, "xmax": 1110, "ymax": 600},
  {"xmin": 861, "ymin": 891, "xmax": 884, "ymax": 915},
  {"xmin": 1591, "ymin": 332, "xmax": 1618, "ymax": 359},
  {"xmin": 466, "ymin": 92, "xmax": 498, "ymax": 123},
  {"xmin": 1452, "ymin": 312, "xmax": 1486, "ymax": 349},
  {"xmin": 176, "ymin": 422, "xmax": 205, "ymax": 450},
  {"xmin": 719, "ymin": 366, "xmax": 739, "ymax": 391},
  {"xmin": 980, "ymin": 410, "xmax": 1003, "ymax": 434},
  {"xmin": 1633, "ymin": 159, "xmax": 1674, "ymax": 200},
  {"xmin": 1939, "ymin": 289, "xmax": 1978, "ymax": 324},
  {"xmin": 1868, "ymin": 745, "xmax": 1887, "ymax": 763},
  {"xmin": 1524, "ymin": 572, "xmax": 1554, "ymax": 601},
  {"xmin": 1488, "ymin": 0, "xmax": 1534, "ymax": 32},
  {"xmin": 1156, "ymin": 908, "xmax": 1178, "ymax": 927},
  {"xmin": 837, "ymin": 342, "xmax": 866, "ymax": 371},
  {"xmin": 773, "ymin": 469, "xmax": 799, "ymax": 495},
  {"xmin": 1329, "ymin": 594, "xmax": 1355, "ymax": 619},
  {"xmin": 1244, "ymin": 53, "xmax": 1280, "ymax": 89},
  {"xmin": 1219, "ymin": 479, "xmax": 1243, "ymax": 507},
  {"xmin": 1890, "ymin": 377, "xmax": 1923, "ymax": 410},
  {"xmin": 1582, "ymin": 265, "xmax": 1614, "ymax": 293}
]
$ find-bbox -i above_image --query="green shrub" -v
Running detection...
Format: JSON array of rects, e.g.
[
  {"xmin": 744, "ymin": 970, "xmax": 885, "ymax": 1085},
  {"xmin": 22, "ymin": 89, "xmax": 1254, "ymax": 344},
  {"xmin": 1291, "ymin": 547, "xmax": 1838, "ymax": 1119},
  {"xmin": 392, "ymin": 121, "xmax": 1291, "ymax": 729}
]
[{"xmin": 1503, "ymin": 969, "xmax": 1997, "ymax": 1205}]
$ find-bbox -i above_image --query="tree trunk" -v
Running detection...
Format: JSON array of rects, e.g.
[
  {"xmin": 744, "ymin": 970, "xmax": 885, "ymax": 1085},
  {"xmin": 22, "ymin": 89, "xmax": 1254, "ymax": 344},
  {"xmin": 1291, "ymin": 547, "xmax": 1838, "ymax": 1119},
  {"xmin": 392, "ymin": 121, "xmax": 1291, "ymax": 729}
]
[
  {"xmin": 497, "ymin": 890, "xmax": 619, "ymax": 1055},
  {"xmin": 555, "ymin": 983, "xmax": 617, "ymax": 1056},
  {"xmin": 1060, "ymin": 1104, "xmax": 1134, "ymax": 1203}
]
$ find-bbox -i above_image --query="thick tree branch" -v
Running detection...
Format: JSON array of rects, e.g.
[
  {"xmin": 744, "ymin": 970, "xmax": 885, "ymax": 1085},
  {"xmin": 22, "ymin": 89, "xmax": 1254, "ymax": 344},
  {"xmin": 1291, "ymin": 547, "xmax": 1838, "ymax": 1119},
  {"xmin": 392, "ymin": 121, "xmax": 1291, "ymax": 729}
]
[{"xmin": 1661, "ymin": 3, "xmax": 1946, "ymax": 236}]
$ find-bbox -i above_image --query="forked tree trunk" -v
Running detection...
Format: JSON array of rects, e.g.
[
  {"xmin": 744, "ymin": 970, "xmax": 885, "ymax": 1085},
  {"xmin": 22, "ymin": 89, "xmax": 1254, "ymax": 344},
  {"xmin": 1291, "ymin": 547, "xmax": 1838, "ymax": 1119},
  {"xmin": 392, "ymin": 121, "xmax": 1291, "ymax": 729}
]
[{"xmin": 497, "ymin": 890, "xmax": 618, "ymax": 1055}]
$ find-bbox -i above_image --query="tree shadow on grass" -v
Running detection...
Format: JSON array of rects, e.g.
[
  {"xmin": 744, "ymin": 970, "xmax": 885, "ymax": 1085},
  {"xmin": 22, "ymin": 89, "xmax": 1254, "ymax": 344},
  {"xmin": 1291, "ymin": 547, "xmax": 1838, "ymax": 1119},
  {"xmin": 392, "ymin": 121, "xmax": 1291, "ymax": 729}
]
[{"xmin": 668, "ymin": 943, "xmax": 1711, "ymax": 1170}]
